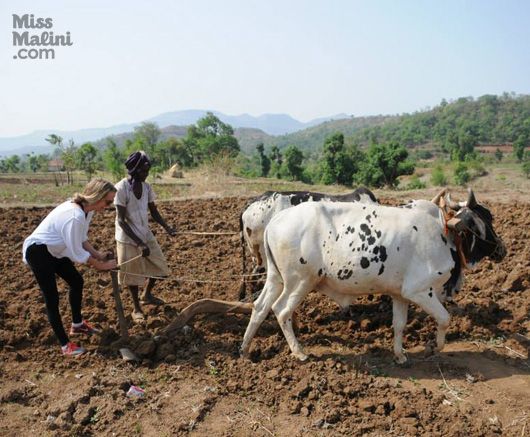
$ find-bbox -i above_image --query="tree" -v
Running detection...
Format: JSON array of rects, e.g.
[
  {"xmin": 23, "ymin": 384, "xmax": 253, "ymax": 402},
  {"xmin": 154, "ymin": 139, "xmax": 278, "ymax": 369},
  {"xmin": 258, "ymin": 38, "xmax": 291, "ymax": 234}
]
[
  {"xmin": 102, "ymin": 138, "xmax": 125, "ymax": 182},
  {"xmin": 4, "ymin": 155, "xmax": 20, "ymax": 172},
  {"xmin": 27, "ymin": 154, "xmax": 40, "ymax": 172},
  {"xmin": 449, "ymin": 124, "xmax": 478, "ymax": 161},
  {"xmin": 133, "ymin": 122, "xmax": 161, "ymax": 159},
  {"xmin": 453, "ymin": 162, "xmax": 470, "ymax": 186},
  {"xmin": 430, "ymin": 165, "xmax": 447, "ymax": 186},
  {"xmin": 522, "ymin": 151, "xmax": 530, "ymax": 178},
  {"xmin": 320, "ymin": 133, "xmax": 361, "ymax": 186},
  {"xmin": 76, "ymin": 142, "xmax": 99, "ymax": 179},
  {"xmin": 513, "ymin": 134, "xmax": 527, "ymax": 162},
  {"xmin": 356, "ymin": 142, "xmax": 414, "ymax": 188},
  {"xmin": 159, "ymin": 137, "xmax": 193, "ymax": 168},
  {"xmin": 494, "ymin": 148, "xmax": 503, "ymax": 162},
  {"xmin": 62, "ymin": 139, "xmax": 78, "ymax": 184},
  {"xmin": 269, "ymin": 145, "xmax": 283, "ymax": 178},
  {"xmin": 256, "ymin": 143, "xmax": 271, "ymax": 177},
  {"xmin": 46, "ymin": 134, "xmax": 63, "ymax": 149},
  {"xmin": 183, "ymin": 112, "xmax": 239, "ymax": 164},
  {"xmin": 282, "ymin": 145, "xmax": 304, "ymax": 180},
  {"xmin": 46, "ymin": 134, "xmax": 76, "ymax": 184}
]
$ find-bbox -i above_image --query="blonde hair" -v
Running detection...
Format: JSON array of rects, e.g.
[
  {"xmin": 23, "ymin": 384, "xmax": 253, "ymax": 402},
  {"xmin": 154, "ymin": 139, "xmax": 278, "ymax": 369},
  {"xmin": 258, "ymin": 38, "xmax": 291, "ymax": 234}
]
[{"xmin": 72, "ymin": 178, "xmax": 116, "ymax": 205}]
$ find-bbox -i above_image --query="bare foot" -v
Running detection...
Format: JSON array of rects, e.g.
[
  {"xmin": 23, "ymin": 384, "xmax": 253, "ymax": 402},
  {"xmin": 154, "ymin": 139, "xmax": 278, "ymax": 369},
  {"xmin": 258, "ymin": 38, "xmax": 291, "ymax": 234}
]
[
  {"xmin": 131, "ymin": 311, "xmax": 145, "ymax": 323},
  {"xmin": 140, "ymin": 295, "xmax": 165, "ymax": 306}
]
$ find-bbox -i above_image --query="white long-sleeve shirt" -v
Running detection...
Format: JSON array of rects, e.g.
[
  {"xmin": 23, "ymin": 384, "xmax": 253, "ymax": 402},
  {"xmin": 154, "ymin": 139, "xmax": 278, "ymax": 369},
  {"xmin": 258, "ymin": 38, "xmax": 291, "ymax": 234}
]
[{"xmin": 22, "ymin": 200, "xmax": 93, "ymax": 264}]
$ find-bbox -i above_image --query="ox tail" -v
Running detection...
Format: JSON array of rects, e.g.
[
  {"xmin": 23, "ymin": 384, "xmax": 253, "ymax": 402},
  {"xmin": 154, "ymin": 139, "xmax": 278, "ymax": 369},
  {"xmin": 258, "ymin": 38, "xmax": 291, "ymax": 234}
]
[
  {"xmin": 238, "ymin": 212, "xmax": 247, "ymax": 300},
  {"xmin": 263, "ymin": 227, "xmax": 282, "ymax": 282}
]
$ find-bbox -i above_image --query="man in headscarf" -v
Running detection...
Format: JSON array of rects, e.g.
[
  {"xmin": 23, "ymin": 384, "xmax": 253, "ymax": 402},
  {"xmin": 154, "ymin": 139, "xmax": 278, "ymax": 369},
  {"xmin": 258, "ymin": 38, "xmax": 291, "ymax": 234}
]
[{"xmin": 114, "ymin": 151, "xmax": 176, "ymax": 322}]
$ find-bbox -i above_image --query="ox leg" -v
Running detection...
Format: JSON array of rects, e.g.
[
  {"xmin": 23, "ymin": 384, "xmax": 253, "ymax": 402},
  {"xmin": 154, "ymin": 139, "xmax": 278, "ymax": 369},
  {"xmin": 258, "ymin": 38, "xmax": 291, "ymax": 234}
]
[
  {"xmin": 406, "ymin": 292, "xmax": 450, "ymax": 354},
  {"xmin": 392, "ymin": 298, "xmax": 409, "ymax": 364},
  {"xmin": 272, "ymin": 281, "xmax": 312, "ymax": 361},
  {"xmin": 240, "ymin": 275, "xmax": 282, "ymax": 358}
]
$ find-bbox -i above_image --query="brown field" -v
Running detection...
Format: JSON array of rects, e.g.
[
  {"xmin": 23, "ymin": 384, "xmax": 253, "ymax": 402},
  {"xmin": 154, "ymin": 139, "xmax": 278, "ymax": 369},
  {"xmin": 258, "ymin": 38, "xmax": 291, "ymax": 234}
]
[{"xmin": 0, "ymin": 177, "xmax": 529, "ymax": 436}]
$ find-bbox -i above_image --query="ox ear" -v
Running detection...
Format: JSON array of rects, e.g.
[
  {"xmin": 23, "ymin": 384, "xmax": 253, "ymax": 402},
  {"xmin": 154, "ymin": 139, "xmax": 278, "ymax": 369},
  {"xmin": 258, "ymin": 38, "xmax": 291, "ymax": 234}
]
[{"xmin": 466, "ymin": 188, "xmax": 477, "ymax": 208}]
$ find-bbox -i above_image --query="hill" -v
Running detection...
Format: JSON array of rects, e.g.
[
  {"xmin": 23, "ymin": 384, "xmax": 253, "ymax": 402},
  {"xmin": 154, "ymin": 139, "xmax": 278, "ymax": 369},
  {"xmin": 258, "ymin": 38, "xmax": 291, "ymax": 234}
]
[
  {"xmin": 348, "ymin": 93, "xmax": 530, "ymax": 149},
  {"xmin": 2, "ymin": 94, "xmax": 529, "ymax": 159},
  {"xmin": 260, "ymin": 115, "xmax": 395, "ymax": 152},
  {"xmin": 0, "ymin": 110, "xmax": 347, "ymax": 156}
]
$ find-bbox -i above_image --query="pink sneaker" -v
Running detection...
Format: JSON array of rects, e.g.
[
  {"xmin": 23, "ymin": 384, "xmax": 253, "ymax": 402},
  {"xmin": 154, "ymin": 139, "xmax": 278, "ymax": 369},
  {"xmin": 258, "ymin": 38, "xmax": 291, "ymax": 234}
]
[
  {"xmin": 61, "ymin": 342, "xmax": 86, "ymax": 356},
  {"xmin": 70, "ymin": 320, "xmax": 101, "ymax": 336}
]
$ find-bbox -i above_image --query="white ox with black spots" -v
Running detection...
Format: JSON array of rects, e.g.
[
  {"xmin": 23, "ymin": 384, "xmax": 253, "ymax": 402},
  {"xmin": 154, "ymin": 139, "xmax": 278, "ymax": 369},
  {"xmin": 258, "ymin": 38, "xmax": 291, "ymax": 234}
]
[
  {"xmin": 239, "ymin": 187, "xmax": 377, "ymax": 299},
  {"xmin": 240, "ymin": 190, "xmax": 506, "ymax": 363}
]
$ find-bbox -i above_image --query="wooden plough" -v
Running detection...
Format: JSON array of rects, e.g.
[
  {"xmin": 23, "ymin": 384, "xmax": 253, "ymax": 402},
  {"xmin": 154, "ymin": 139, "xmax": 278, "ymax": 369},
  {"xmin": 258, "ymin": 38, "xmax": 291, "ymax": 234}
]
[
  {"xmin": 163, "ymin": 298, "xmax": 253, "ymax": 338},
  {"xmin": 110, "ymin": 270, "xmax": 140, "ymax": 363},
  {"xmin": 110, "ymin": 267, "xmax": 253, "ymax": 360}
]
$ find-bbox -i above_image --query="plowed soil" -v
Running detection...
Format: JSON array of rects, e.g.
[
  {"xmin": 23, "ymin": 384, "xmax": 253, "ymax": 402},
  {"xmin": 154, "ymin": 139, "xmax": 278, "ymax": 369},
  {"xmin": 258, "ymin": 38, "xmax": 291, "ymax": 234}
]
[{"xmin": 0, "ymin": 195, "xmax": 529, "ymax": 436}]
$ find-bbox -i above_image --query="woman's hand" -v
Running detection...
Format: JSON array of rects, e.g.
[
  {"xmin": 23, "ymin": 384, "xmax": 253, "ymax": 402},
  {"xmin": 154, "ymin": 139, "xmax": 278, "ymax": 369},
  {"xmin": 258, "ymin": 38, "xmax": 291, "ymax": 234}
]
[
  {"xmin": 99, "ymin": 249, "xmax": 115, "ymax": 261},
  {"xmin": 88, "ymin": 256, "xmax": 117, "ymax": 271},
  {"xmin": 98, "ymin": 259, "xmax": 117, "ymax": 270}
]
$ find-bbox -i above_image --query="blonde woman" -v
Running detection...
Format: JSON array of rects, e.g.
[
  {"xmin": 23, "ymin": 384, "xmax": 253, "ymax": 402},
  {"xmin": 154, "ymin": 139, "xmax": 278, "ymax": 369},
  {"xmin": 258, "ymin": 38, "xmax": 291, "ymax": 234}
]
[{"xmin": 23, "ymin": 178, "xmax": 118, "ymax": 356}]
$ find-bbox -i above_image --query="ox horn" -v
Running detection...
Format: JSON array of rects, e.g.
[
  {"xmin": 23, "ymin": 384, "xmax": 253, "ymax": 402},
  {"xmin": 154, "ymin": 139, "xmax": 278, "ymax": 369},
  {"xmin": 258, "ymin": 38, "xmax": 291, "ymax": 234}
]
[
  {"xmin": 466, "ymin": 188, "xmax": 477, "ymax": 208},
  {"xmin": 445, "ymin": 193, "xmax": 461, "ymax": 211},
  {"xmin": 431, "ymin": 188, "xmax": 447, "ymax": 205}
]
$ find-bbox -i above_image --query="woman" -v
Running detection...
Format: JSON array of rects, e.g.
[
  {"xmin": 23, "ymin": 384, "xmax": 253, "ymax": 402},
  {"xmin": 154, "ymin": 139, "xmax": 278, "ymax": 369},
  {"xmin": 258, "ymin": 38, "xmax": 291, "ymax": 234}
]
[{"xmin": 23, "ymin": 178, "xmax": 118, "ymax": 356}]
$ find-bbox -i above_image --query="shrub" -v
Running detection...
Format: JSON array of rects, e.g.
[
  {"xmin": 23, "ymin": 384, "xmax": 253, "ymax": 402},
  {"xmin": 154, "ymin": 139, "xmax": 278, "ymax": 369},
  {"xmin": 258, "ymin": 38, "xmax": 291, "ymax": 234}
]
[
  {"xmin": 430, "ymin": 165, "xmax": 447, "ymax": 186},
  {"xmin": 466, "ymin": 158, "xmax": 487, "ymax": 178},
  {"xmin": 454, "ymin": 162, "xmax": 470, "ymax": 186},
  {"xmin": 406, "ymin": 174, "xmax": 426, "ymax": 189}
]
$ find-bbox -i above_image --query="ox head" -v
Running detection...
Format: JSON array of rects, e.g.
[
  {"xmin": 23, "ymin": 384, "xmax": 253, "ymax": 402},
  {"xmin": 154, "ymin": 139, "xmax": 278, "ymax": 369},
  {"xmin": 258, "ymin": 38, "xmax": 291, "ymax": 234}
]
[{"xmin": 446, "ymin": 189, "xmax": 506, "ymax": 264}]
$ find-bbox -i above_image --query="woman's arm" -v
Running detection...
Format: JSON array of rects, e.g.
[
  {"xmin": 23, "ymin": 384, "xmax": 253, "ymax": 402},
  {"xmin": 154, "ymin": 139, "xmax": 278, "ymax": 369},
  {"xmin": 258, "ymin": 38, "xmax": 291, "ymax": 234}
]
[
  {"xmin": 82, "ymin": 241, "xmax": 105, "ymax": 261},
  {"xmin": 87, "ymin": 256, "xmax": 116, "ymax": 271}
]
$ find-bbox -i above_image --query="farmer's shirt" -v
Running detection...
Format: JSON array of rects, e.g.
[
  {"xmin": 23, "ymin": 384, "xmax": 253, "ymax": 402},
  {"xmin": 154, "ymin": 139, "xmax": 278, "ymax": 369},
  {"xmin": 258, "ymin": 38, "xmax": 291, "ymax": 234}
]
[
  {"xmin": 22, "ymin": 201, "xmax": 93, "ymax": 264},
  {"xmin": 114, "ymin": 178, "xmax": 156, "ymax": 245}
]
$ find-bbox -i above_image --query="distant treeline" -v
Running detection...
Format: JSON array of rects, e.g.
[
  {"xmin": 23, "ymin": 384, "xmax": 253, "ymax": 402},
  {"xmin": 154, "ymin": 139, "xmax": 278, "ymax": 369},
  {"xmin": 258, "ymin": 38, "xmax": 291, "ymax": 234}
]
[
  {"xmin": 2, "ymin": 95, "xmax": 530, "ymax": 187},
  {"xmin": 350, "ymin": 93, "xmax": 530, "ymax": 148},
  {"xmin": 258, "ymin": 93, "xmax": 530, "ymax": 153}
]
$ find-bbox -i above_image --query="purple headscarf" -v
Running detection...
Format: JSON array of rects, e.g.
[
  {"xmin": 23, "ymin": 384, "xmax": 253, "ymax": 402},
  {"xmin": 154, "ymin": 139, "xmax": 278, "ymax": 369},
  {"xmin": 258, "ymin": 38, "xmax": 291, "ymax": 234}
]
[{"xmin": 125, "ymin": 151, "xmax": 151, "ymax": 183}]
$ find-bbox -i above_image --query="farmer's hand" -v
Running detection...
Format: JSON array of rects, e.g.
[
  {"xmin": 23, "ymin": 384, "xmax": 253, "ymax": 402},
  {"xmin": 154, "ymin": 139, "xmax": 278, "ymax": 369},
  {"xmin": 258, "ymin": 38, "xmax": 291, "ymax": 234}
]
[{"xmin": 139, "ymin": 243, "xmax": 150, "ymax": 257}]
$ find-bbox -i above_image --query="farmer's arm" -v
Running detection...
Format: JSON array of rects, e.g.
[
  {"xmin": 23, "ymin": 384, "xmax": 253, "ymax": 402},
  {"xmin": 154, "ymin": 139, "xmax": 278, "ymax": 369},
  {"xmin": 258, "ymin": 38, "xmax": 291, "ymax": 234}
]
[{"xmin": 148, "ymin": 201, "xmax": 176, "ymax": 236}]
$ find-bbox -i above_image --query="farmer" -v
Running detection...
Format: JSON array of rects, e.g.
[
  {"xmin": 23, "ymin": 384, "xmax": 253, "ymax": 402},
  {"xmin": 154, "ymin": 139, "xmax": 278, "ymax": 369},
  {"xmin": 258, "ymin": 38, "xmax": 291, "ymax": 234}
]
[
  {"xmin": 23, "ymin": 178, "xmax": 118, "ymax": 356},
  {"xmin": 114, "ymin": 151, "xmax": 176, "ymax": 322}
]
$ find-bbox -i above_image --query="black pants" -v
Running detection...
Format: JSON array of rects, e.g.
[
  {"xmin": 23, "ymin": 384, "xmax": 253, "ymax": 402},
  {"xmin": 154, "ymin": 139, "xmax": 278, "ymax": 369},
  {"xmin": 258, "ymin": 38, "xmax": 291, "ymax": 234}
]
[{"xmin": 25, "ymin": 243, "xmax": 84, "ymax": 346}]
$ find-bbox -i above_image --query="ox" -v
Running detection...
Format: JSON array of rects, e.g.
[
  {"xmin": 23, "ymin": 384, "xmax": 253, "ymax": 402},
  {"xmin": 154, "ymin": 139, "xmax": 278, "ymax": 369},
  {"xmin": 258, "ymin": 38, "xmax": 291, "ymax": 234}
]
[
  {"xmin": 239, "ymin": 187, "xmax": 377, "ymax": 299},
  {"xmin": 240, "ymin": 189, "xmax": 506, "ymax": 363}
]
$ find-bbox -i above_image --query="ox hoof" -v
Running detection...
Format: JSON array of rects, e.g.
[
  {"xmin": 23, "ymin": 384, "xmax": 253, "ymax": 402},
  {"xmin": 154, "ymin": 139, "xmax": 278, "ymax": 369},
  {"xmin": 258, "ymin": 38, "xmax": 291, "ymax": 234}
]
[
  {"xmin": 394, "ymin": 354, "xmax": 408, "ymax": 365},
  {"xmin": 293, "ymin": 351, "xmax": 308, "ymax": 362},
  {"xmin": 239, "ymin": 346, "xmax": 250, "ymax": 360},
  {"xmin": 424, "ymin": 342, "xmax": 436, "ymax": 357}
]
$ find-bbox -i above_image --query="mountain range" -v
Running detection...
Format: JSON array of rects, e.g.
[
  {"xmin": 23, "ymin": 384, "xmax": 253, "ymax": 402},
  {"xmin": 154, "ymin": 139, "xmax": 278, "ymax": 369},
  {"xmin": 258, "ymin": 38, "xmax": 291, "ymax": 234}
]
[{"xmin": 0, "ymin": 110, "xmax": 349, "ymax": 157}]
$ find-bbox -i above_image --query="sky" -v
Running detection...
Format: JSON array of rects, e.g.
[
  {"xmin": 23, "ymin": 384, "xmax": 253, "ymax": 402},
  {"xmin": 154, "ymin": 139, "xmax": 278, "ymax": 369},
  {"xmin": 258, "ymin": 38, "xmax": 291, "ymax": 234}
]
[{"xmin": 1, "ymin": 0, "xmax": 529, "ymax": 137}]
